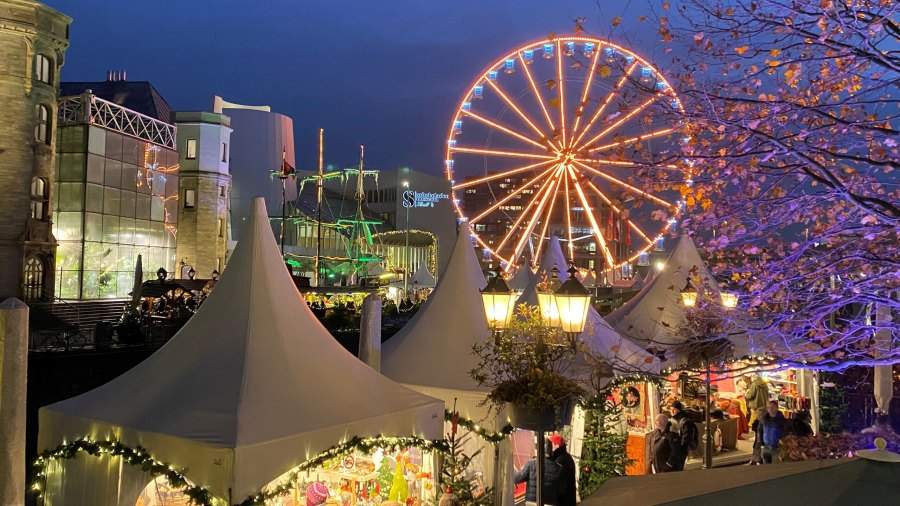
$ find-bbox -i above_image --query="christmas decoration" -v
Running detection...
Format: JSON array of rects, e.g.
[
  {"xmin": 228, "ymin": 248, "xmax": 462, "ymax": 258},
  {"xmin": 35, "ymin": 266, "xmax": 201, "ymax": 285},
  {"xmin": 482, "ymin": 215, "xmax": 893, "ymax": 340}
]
[
  {"xmin": 32, "ymin": 435, "xmax": 447, "ymax": 506},
  {"xmin": 439, "ymin": 410, "xmax": 493, "ymax": 505},
  {"xmin": 578, "ymin": 393, "xmax": 631, "ymax": 498}
]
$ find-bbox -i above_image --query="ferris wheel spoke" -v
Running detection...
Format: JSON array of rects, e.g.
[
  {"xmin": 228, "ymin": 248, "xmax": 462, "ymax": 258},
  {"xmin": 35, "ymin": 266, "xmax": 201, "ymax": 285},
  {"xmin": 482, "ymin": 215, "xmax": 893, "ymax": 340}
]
[
  {"xmin": 518, "ymin": 53, "xmax": 556, "ymax": 133},
  {"xmin": 556, "ymin": 40, "xmax": 567, "ymax": 148},
  {"xmin": 583, "ymin": 178, "xmax": 654, "ymax": 246},
  {"xmin": 570, "ymin": 48, "xmax": 601, "ymax": 147},
  {"xmin": 450, "ymin": 146, "xmax": 556, "ymax": 160},
  {"xmin": 484, "ymin": 79, "xmax": 558, "ymax": 150},
  {"xmin": 507, "ymin": 166, "xmax": 564, "ymax": 270},
  {"xmin": 452, "ymin": 159, "xmax": 556, "ymax": 191},
  {"xmin": 461, "ymin": 110, "xmax": 548, "ymax": 150},
  {"xmin": 570, "ymin": 61, "xmax": 638, "ymax": 149},
  {"xmin": 532, "ymin": 172, "xmax": 563, "ymax": 269},
  {"xmin": 495, "ymin": 165, "xmax": 562, "ymax": 257},
  {"xmin": 563, "ymin": 168, "xmax": 575, "ymax": 261},
  {"xmin": 567, "ymin": 165, "xmax": 616, "ymax": 268},
  {"xmin": 572, "ymin": 159, "xmax": 676, "ymax": 210},
  {"xmin": 577, "ymin": 95, "xmax": 661, "ymax": 152},
  {"xmin": 587, "ymin": 127, "xmax": 676, "ymax": 153},
  {"xmin": 469, "ymin": 164, "xmax": 558, "ymax": 224}
]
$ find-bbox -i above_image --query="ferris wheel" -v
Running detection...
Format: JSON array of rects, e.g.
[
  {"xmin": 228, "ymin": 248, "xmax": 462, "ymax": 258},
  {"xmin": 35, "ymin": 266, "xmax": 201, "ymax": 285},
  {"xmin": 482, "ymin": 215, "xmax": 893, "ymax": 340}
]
[{"xmin": 445, "ymin": 35, "xmax": 688, "ymax": 274}]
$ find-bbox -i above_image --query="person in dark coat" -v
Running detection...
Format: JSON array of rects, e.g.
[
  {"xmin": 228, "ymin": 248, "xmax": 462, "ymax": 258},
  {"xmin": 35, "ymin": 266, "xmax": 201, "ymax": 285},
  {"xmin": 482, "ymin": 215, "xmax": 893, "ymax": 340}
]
[
  {"xmin": 667, "ymin": 400, "xmax": 696, "ymax": 471},
  {"xmin": 648, "ymin": 413, "xmax": 676, "ymax": 473},
  {"xmin": 759, "ymin": 400, "xmax": 786, "ymax": 464},
  {"xmin": 514, "ymin": 439, "xmax": 562, "ymax": 505},
  {"xmin": 550, "ymin": 435, "xmax": 576, "ymax": 506}
]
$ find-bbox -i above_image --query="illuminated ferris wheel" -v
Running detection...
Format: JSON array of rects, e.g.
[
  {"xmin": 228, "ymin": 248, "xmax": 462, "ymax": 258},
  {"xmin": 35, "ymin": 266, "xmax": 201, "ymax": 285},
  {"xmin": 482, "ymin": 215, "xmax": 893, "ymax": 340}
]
[{"xmin": 445, "ymin": 35, "xmax": 688, "ymax": 273}]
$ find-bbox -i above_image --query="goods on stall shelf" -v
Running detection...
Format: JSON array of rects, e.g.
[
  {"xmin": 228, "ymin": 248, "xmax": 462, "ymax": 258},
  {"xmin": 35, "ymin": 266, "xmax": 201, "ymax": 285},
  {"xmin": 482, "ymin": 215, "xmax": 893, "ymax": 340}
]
[{"xmin": 266, "ymin": 448, "xmax": 436, "ymax": 506}]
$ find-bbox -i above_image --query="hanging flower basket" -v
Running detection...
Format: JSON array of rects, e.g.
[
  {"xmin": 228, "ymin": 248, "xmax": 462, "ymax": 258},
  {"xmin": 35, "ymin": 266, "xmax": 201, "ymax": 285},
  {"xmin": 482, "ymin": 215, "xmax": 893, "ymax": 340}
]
[{"xmin": 509, "ymin": 399, "xmax": 575, "ymax": 432}]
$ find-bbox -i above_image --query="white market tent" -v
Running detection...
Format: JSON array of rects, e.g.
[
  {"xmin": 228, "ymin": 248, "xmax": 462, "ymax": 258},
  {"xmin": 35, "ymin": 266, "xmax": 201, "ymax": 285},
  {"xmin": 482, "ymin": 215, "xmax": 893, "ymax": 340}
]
[
  {"xmin": 38, "ymin": 198, "xmax": 443, "ymax": 505},
  {"xmin": 410, "ymin": 264, "xmax": 436, "ymax": 288},
  {"xmin": 381, "ymin": 225, "xmax": 516, "ymax": 505},
  {"xmin": 382, "ymin": 223, "xmax": 491, "ymax": 396},
  {"xmin": 605, "ymin": 232, "xmax": 723, "ymax": 365}
]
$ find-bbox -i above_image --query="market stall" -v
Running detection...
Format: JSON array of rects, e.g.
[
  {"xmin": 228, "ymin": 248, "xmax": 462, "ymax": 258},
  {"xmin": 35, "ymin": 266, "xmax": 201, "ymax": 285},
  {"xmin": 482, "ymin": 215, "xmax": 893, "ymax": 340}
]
[
  {"xmin": 606, "ymin": 233, "xmax": 820, "ymax": 470},
  {"xmin": 37, "ymin": 198, "xmax": 444, "ymax": 506}
]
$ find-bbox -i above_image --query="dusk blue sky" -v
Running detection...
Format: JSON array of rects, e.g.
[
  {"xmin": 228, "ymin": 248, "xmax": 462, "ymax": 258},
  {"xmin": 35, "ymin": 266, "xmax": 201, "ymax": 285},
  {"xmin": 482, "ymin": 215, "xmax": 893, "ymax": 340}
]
[{"xmin": 46, "ymin": 0, "xmax": 664, "ymax": 173}]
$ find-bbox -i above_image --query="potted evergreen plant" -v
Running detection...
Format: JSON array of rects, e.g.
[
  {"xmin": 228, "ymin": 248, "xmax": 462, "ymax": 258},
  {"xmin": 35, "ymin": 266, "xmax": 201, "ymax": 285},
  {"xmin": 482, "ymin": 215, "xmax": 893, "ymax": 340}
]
[{"xmin": 470, "ymin": 305, "xmax": 586, "ymax": 431}]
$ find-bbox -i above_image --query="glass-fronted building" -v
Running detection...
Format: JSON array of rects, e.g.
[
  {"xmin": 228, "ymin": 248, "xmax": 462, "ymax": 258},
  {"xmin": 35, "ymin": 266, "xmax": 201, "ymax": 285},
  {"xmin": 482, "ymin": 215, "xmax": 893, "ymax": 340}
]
[{"xmin": 54, "ymin": 92, "xmax": 179, "ymax": 299}]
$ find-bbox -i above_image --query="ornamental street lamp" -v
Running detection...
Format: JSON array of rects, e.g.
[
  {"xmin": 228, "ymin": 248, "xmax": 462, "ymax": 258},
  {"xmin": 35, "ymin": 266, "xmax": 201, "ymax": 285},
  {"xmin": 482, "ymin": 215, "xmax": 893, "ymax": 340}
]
[
  {"xmin": 480, "ymin": 274, "xmax": 516, "ymax": 333},
  {"xmin": 501, "ymin": 262, "xmax": 591, "ymax": 506},
  {"xmin": 680, "ymin": 278, "xmax": 698, "ymax": 307},
  {"xmin": 679, "ymin": 273, "xmax": 738, "ymax": 470},
  {"xmin": 720, "ymin": 292, "xmax": 738, "ymax": 308},
  {"xmin": 555, "ymin": 266, "xmax": 592, "ymax": 348}
]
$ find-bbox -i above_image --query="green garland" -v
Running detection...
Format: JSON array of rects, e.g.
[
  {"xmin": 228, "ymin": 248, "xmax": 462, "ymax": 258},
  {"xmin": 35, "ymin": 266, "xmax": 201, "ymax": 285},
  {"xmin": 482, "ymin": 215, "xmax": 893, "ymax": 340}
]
[
  {"xmin": 32, "ymin": 438, "xmax": 216, "ymax": 505},
  {"xmin": 33, "ymin": 435, "xmax": 448, "ymax": 506},
  {"xmin": 444, "ymin": 410, "xmax": 515, "ymax": 444},
  {"xmin": 237, "ymin": 435, "xmax": 446, "ymax": 505}
]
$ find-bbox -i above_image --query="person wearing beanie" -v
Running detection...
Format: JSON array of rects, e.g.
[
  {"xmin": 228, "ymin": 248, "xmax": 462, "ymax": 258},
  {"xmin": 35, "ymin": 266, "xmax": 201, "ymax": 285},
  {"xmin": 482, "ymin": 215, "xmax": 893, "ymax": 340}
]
[{"xmin": 550, "ymin": 434, "xmax": 576, "ymax": 506}]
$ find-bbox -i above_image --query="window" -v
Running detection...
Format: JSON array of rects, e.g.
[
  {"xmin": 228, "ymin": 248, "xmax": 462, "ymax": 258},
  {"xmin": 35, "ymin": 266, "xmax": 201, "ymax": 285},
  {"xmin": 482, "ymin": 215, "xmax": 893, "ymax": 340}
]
[
  {"xmin": 186, "ymin": 139, "xmax": 197, "ymax": 159},
  {"xmin": 218, "ymin": 185, "xmax": 226, "ymax": 198},
  {"xmin": 34, "ymin": 104, "xmax": 50, "ymax": 144},
  {"xmin": 30, "ymin": 177, "xmax": 48, "ymax": 220},
  {"xmin": 23, "ymin": 256, "xmax": 45, "ymax": 301},
  {"xmin": 220, "ymin": 142, "xmax": 228, "ymax": 162},
  {"xmin": 34, "ymin": 54, "xmax": 52, "ymax": 84},
  {"xmin": 184, "ymin": 189, "xmax": 196, "ymax": 209},
  {"xmin": 218, "ymin": 218, "xmax": 225, "ymax": 238}
]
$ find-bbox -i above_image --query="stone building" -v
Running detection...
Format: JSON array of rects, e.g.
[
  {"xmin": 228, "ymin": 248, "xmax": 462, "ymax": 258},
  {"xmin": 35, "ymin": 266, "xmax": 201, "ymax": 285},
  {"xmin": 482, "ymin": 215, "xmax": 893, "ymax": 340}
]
[
  {"xmin": 173, "ymin": 111, "xmax": 232, "ymax": 278},
  {"xmin": 0, "ymin": 0, "xmax": 71, "ymax": 300}
]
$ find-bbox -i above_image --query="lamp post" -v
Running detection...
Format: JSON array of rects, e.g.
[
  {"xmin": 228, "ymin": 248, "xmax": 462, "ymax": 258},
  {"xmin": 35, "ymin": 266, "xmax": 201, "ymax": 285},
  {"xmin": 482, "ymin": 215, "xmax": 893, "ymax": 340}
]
[
  {"xmin": 479, "ymin": 273, "xmax": 516, "ymax": 506},
  {"xmin": 488, "ymin": 264, "xmax": 591, "ymax": 506},
  {"xmin": 680, "ymin": 279, "xmax": 738, "ymax": 470},
  {"xmin": 402, "ymin": 180, "xmax": 410, "ymax": 297}
]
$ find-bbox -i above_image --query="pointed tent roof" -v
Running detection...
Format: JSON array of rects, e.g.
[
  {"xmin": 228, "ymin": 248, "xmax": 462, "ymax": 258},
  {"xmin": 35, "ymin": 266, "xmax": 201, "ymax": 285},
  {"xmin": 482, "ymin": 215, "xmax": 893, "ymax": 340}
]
[
  {"xmin": 606, "ymin": 232, "xmax": 721, "ymax": 349},
  {"xmin": 410, "ymin": 264, "xmax": 436, "ymax": 288},
  {"xmin": 39, "ymin": 198, "xmax": 443, "ymax": 500},
  {"xmin": 509, "ymin": 264, "xmax": 537, "ymax": 293},
  {"xmin": 382, "ymin": 224, "xmax": 490, "ymax": 391},
  {"xmin": 518, "ymin": 239, "xmax": 659, "ymax": 374},
  {"xmin": 540, "ymin": 235, "xmax": 569, "ymax": 282}
]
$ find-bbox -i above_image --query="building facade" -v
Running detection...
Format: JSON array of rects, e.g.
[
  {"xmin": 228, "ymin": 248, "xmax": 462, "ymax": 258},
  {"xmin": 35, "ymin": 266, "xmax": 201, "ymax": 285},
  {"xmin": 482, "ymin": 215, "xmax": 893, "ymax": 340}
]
[
  {"xmin": 214, "ymin": 97, "xmax": 296, "ymax": 243},
  {"xmin": 173, "ymin": 111, "xmax": 231, "ymax": 278},
  {"xmin": 0, "ymin": 0, "xmax": 71, "ymax": 300},
  {"xmin": 54, "ymin": 87, "xmax": 179, "ymax": 299}
]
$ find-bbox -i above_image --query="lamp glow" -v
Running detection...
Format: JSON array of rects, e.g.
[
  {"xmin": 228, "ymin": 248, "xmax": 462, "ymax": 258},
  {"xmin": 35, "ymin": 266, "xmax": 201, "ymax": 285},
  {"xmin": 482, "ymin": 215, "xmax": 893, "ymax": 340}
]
[
  {"xmin": 480, "ymin": 274, "xmax": 516, "ymax": 330},
  {"xmin": 680, "ymin": 279, "xmax": 698, "ymax": 307},
  {"xmin": 537, "ymin": 291, "xmax": 561, "ymax": 328},
  {"xmin": 554, "ymin": 266, "xmax": 592, "ymax": 335},
  {"xmin": 721, "ymin": 292, "xmax": 738, "ymax": 309}
]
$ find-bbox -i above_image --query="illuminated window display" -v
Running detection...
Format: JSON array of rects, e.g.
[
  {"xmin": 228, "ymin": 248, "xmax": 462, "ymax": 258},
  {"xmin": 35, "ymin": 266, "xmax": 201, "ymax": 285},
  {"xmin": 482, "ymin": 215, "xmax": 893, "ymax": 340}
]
[{"xmin": 54, "ymin": 122, "xmax": 179, "ymax": 299}]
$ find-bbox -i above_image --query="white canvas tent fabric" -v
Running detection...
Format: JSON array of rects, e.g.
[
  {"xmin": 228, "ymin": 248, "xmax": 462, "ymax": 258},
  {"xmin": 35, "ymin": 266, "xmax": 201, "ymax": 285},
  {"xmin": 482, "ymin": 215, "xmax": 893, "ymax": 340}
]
[
  {"xmin": 540, "ymin": 235, "xmax": 569, "ymax": 282},
  {"xmin": 381, "ymin": 225, "xmax": 515, "ymax": 506},
  {"xmin": 604, "ymin": 232, "xmax": 745, "ymax": 368},
  {"xmin": 410, "ymin": 264, "xmax": 436, "ymax": 288},
  {"xmin": 38, "ymin": 198, "xmax": 443, "ymax": 504},
  {"xmin": 508, "ymin": 263, "xmax": 537, "ymax": 293},
  {"xmin": 382, "ymin": 224, "xmax": 488, "ymax": 393}
]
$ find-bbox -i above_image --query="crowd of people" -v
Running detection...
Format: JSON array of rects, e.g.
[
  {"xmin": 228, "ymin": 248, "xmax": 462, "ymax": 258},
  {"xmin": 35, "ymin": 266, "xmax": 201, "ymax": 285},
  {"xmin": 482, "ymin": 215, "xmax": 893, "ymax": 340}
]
[{"xmin": 646, "ymin": 397, "xmax": 815, "ymax": 472}]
